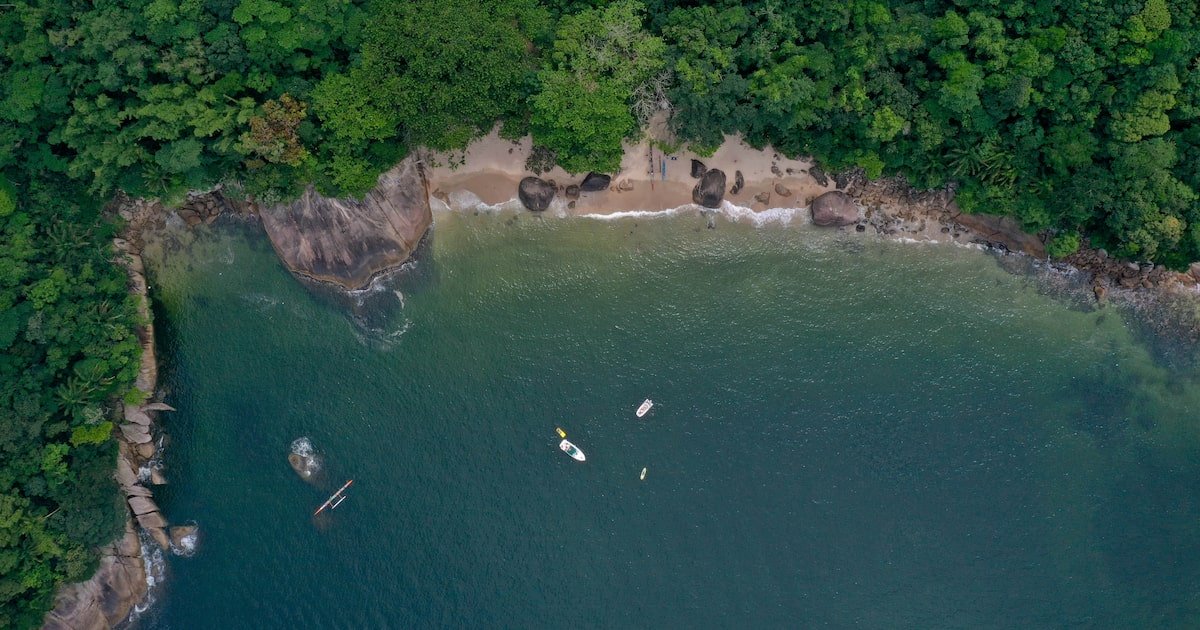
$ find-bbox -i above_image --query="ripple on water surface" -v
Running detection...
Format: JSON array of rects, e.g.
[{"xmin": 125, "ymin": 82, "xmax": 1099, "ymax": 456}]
[{"xmin": 143, "ymin": 213, "xmax": 1200, "ymax": 628}]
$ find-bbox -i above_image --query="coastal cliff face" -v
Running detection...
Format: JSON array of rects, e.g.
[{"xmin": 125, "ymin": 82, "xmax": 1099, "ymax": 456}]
[{"xmin": 260, "ymin": 157, "xmax": 432, "ymax": 289}]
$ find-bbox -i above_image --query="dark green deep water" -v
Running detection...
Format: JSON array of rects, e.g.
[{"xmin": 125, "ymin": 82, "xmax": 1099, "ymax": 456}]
[{"xmin": 142, "ymin": 213, "xmax": 1200, "ymax": 628}]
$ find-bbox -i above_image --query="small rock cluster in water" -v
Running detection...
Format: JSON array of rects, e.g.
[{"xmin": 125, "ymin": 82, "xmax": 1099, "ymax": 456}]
[{"xmin": 288, "ymin": 437, "xmax": 322, "ymax": 482}]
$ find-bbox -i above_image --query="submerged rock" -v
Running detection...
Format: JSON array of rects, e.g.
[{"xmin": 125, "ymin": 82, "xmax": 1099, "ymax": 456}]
[
  {"xmin": 690, "ymin": 159, "xmax": 707, "ymax": 179},
  {"xmin": 518, "ymin": 176, "xmax": 556, "ymax": 211},
  {"xmin": 580, "ymin": 172, "xmax": 611, "ymax": 192},
  {"xmin": 288, "ymin": 437, "xmax": 322, "ymax": 483},
  {"xmin": 692, "ymin": 169, "xmax": 727, "ymax": 208},
  {"xmin": 170, "ymin": 525, "xmax": 199, "ymax": 556},
  {"xmin": 811, "ymin": 191, "xmax": 860, "ymax": 227},
  {"xmin": 260, "ymin": 157, "xmax": 432, "ymax": 290},
  {"xmin": 774, "ymin": 183, "xmax": 792, "ymax": 197}
]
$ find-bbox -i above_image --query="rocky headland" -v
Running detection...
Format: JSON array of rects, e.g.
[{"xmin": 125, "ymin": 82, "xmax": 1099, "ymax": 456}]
[{"xmin": 259, "ymin": 156, "xmax": 432, "ymax": 290}]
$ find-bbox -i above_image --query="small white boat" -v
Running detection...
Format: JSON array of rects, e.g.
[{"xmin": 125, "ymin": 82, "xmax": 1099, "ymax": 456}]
[
  {"xmin": 640, "ymin": 467, "xmax": 647, "ymax": 480},
  {"xmin": 559, "ymin": 439, "xmax": 586, "ymax": 462},
  {"xmin": 636, "ymin": 399, "xmax": 653, "ymax": 417}
]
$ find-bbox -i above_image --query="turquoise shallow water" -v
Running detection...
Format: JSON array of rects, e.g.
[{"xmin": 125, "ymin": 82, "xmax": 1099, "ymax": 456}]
[{"xmin": 143, "ymin": 213, "xmax": 1200, "ymax": 628}]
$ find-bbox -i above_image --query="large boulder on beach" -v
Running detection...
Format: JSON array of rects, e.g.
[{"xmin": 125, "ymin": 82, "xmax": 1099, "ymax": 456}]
[
  {"xmin": 690, "ymin": 159, "xmax": 707, "ymax": 178},
  {"xmin": 518, "ymin": 176, "xmax": 556, "ymax": 211},
  {"xmin": 810, "ymin": 191, "xmax": 859, "ymax": 226},
  {"xmin": 692, "ymin": 169, "xmax": 727, "ymax": 208},
  {"xmin": 260, "ymin": 157, "xmax": 431, "ymax": 290},
  {"xmin": 579, "ymin": 172, "xmax": 611, "ymax": 192}
]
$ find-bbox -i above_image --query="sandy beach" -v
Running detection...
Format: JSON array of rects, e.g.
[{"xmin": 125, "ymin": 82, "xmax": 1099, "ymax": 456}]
[{"xmin": 424, "ymin": 128, "xmax": 839, "ymax": 216}]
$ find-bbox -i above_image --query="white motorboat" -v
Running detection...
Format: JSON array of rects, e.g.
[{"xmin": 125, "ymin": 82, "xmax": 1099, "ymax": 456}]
[
  {"xmin": 636, "ymin": 399, "xmax": 653, "ymax": 417},
  {"xmin": 559, "ymin": 439, "xmax": 586, "ymax": 462}
]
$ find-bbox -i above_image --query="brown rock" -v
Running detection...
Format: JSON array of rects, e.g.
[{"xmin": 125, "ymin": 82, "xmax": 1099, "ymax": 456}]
[
  {"xmin": 136, "ymin": 510, "xmax": 167, "ymax": 531},
  {"xmin": 143, "ymin": 402, "xmax": 176, "ymax": 412},
  {"xmin": 692, "ymin": 169, "xmax": 727, "ymax": 208},
  {"xmin": 259, "ymin": 157, "xmax": 432, "ymax": 290},
  {"xmin": 774, "ymin": 183, "xmax": 792, "ymax": 197},
  {"xmin": 146, "ymin": 526, "xmax": 170, "ymax": 550},
  {"xmin": 135, "ymin": 441, "xmax": 156, "ymax": 461},
  {"xmin": 178, "ymin": 208, "xmax": 201, "ymax": 227},
  {"xmin": 42, "ymin": 520, "xmax": 147, "ymax": 630},
  {"xmin": 124, "ymin": 406, "xmax": 152, "ymax": 426},
  {"xmin": 127, "ymin": 496, "xmax": 158, "ymax": 516},
  {"xmin": 617, "ymin": 179, "xmax": 634, "ymax": 192},
  {"xmin": 150, "ymin": 469, "xmax": 167, "ymax": 485},
  {"xmin": 124, "ymin": 484, "xmax": 153, "ymax": 498},
  {"xmin": 580, "ymin": 172, "xmax": 611, "ymax": 192},
  {"xmin": 517, "ymin": 176, "xmax": 556, "ymax": 211},
  {"xmin": 690, "ymin": 159, "xmax": 707, "ymax": 178},
  {"xmin": 119, "ymin": 423, "xmax": 151, "ymax": 444},
  {"xmin": 116, "ymin": 457, "xmax": 137, "ymax": 488},
  {"xmin": 754, "ymin": 191, "xmax": 771, "ymax": 205},
  {"xmin": 731, "ymin": 170, "xmax": 745, "ymax": 195},
  {"xmin": 810, "ymin": 191, "xmax": 860, "ymax": 227},
  {"xmin": 949, "ymin": 212, "xmax": 1046, "ymax": 258},
  {"xmin": 170, "ymin": 525, "xmax": 199, "ymax": 553},
  {"xmin": 1094, "ymin": 284, "xmax": 1108, "ymax": 303},
  {"xmin": 565, "ymin": 185, "xmax": 580, "ymax": 200}
]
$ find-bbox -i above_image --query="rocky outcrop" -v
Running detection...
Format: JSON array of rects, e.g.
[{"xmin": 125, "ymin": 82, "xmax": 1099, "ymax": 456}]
[
  {"xmin": 580, "ymin": 172, "xmax": 611, "ymax": 192},
  {"xmin": 170, "ymin": 525, "xmax": 199, "ymax": 556},
  {"xmin": 692, "ymin": 169, "xmax": 726, "ymax": 208},
  {"xmin": 288, "ymin": 437, "xmax": 322, "ymax": 483},
  {"xmin": 774, "ymin": 183, "xmax": 792, "ymax": 197},
  {"xmin": 42, "ymin": 522, "xmax": 147, "ymax": 630},
  {"xmin": 45, "ymin": 198, "xmax": 188, "ymax": 629},
  {"xmin": 1066, "ymin": 246, "xmax": 1178, "ymax": 296},
  {"xmin": 518, "ymin": 176, "xmax": 556, "ymax": 211},
  {"xmin": 260, "ymin": 157, "xmax": 432, "ymax": 289},
  {"xmin": 811, "ymin": 191, "xmax": 859, "ymax": 227},
  {"xmin": 690, "ymin": 159, "xmax": 707, "ymax": 179},
  {"xmin": 952, "ymin": 212, "xmax": 1045, "ymax": 258},
  {"xmin": 730, "ymin": 171, "xmax": 744, "ymax": 195}
]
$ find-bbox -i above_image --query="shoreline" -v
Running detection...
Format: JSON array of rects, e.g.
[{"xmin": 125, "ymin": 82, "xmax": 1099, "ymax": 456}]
[
  {"xmin": 425, "ymin": 130, "xmax": 837, "ymax": 216},
  {"xmin": 53, "ymin": 128, "xmax": 1200, "ymax": 626},
  {"xmin": 43, "ymin": 196, "xmax": 191, "ymax": 630}
]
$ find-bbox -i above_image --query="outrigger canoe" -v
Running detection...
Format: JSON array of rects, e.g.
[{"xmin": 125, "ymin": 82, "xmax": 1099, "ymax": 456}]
[
  {"xmin": 636, "ymin": 399, "xmax": 653, "ymax": 417},
  {"xmin": 559, "ymin": 439, "xmax": 586, "ymax": 462},
  {"xmin": 313, "ymin": 479, "xmax": 353, "ymax": 516}
]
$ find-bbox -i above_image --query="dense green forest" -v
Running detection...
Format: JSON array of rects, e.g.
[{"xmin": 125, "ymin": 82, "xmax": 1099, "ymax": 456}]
[{"xmin": 2, "ymin": 0, "xmax": 1200, "ymax": 624}]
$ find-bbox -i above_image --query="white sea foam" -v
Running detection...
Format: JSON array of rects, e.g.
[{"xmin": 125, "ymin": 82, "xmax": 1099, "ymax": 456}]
[
  {"xmin": 171, "ymin": 526, "xmax": 198, "ymax": 558},
  {"xmin": 718, "ymin": 201, "xmax": 807, "ymax": 227},
  {"xmin": 290, "ymin": 436, "xmax": 314, "ymax": 457},
  {"xmin": 125, "ymin": 531, "xmax": 166, "ymax": 623},
  {"xmin": 580, "ymin": 207, "xmax": 689, "ymax": 220}
]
